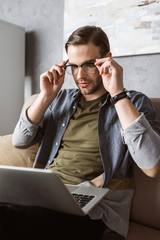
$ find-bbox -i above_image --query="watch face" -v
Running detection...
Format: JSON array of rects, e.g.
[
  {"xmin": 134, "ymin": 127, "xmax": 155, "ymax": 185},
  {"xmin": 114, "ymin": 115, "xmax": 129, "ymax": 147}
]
[
  {"xmin": 114, "ymin": 95, "xmax": 118, "ymax": 101},
  {"xmin": 126, "ymin": 91, "xmax": 131, "ymax": 99}
]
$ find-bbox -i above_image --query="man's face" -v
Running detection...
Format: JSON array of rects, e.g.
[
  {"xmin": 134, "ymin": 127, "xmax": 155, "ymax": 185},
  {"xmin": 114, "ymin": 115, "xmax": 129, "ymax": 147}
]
[{"xmin": 67, "ymin": 43, "xmax": 106, "ymax": 100}]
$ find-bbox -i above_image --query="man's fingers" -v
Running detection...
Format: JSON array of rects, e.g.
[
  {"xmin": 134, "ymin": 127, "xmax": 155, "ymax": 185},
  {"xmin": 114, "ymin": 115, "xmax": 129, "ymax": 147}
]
[
  {"xmin": 95, "ymin": 57, "xmax": 111, "ymax": 75},
  {"xmin": 41, "ymin": 71, "xmax": 53, "ymax": 83},
  {"xmin": 40, "ymin": 61, "xmax": 66, "ymax": 86},
  {"xmin": 52, "ymin": 70, "xmax": 58, "ymax": 85},
  {"xmin": 95, "ymin": 57, "xmax": 110, "ymax": 65},
  {"xmin": 59, "ymin": 60, "xmax": 67, "ymax": 67},
  {"xmin": 50, "ymin": 64, "xmax": 62, "ymax": 76},
  {"xmin": 95, "ymin": 57, "xmax": 122, "ymax": 75},
  {"xmin": 40, "ymin": 70, "xmax": 59, "ymax": 85},
  {"xmin": 50, "ymin": 61, "xmax": 66, "ymax": 76}
]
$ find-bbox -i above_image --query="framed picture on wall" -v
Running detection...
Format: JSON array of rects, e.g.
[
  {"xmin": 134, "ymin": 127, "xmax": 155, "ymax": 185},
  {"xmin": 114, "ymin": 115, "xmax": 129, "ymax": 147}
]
[{"xmin": 64, "ymin": 0, "xmax": 160, "ymax": 57}]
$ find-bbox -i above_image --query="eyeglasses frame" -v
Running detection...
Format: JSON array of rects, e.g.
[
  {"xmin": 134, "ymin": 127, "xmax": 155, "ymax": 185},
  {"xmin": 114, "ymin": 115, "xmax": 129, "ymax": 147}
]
[{"xmin": 63, "ymin": 59, "xmax": 98, "ymax": 76}]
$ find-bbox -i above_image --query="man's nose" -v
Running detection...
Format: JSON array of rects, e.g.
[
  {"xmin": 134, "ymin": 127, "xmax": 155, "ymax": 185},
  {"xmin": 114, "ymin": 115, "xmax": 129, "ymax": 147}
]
[{"xmin": 76, "ymin": 67, "xmax": 86, "ymax": 79}]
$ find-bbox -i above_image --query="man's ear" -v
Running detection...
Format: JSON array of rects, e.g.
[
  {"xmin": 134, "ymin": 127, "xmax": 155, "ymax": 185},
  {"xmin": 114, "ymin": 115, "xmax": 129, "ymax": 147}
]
[{"xmin": 104, "ymin": 52, "xmax": 112, "ymax": 58}]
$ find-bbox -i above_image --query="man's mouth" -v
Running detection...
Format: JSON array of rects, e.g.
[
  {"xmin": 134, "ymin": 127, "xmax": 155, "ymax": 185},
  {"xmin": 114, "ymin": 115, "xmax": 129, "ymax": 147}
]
[{"xmin": 78, "ymin": 82, "xmax": 89, "ymax": 88}]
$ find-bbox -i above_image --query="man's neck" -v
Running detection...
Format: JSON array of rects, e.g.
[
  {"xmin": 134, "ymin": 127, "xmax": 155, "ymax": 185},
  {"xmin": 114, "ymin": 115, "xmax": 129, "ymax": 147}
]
[{"xmin": 81, "ymin": 89, "xmax": 107, "ymax": 101}]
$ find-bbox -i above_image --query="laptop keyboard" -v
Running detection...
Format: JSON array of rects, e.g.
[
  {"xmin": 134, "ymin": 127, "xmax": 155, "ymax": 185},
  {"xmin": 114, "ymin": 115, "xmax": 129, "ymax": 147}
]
[{"xmin": 72, "ymin": 193, "xmax": 95, "ymax": 208}]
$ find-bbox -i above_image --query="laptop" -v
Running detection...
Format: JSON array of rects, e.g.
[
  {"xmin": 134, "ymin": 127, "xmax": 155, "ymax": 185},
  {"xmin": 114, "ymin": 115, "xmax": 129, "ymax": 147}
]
[{"xmin": 0, "ymin": 165, "xmax": 109, "ymax": 216}]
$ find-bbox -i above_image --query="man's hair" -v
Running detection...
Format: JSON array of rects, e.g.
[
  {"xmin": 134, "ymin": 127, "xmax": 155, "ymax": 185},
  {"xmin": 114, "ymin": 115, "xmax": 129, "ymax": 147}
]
[{"xmin": 65, "ymin": 25, "xmax": 110, "ymax": 56}]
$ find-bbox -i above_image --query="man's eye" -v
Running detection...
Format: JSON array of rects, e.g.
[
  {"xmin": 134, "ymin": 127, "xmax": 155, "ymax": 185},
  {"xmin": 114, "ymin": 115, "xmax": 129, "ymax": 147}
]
[
  {"xmin": 71, "ymin": 65, "xmax": 78, "ymax": 69},
  {"xmin": 85, "ymin": 63, "xmax": 95, "ymax": 68},
  {"xmin": 69, "ymin": 65, "xmax": 78, "ymax": 71}
]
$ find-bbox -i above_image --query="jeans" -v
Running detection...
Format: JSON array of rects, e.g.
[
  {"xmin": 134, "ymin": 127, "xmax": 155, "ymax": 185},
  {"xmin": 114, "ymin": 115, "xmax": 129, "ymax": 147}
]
[{"xmin": 0, "ymin": 203, "xmax": 106, "ymax": 240}]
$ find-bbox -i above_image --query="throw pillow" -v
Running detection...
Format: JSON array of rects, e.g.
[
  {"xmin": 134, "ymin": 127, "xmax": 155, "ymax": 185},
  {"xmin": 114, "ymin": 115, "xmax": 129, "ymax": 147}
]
[{"xmin": 0, "ymin": 134, "xmax": 39, "ymax": 167}]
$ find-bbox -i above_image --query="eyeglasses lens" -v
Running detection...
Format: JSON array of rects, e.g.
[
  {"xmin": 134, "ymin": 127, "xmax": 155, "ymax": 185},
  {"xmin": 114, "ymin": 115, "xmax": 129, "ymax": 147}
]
[{"xmin": 65, "ymin": 63, "xmax": 96, "ymax": 75}]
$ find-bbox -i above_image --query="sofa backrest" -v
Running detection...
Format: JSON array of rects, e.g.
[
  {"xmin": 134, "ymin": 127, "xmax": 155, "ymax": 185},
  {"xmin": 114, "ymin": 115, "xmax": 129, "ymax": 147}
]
[
  {"xmin": 130, "ymin": 98, "xmax": 160, "ymax": 230},
  {"xmin": 150, "ymin": 98, "xmax": 160, "ymax": 123}
]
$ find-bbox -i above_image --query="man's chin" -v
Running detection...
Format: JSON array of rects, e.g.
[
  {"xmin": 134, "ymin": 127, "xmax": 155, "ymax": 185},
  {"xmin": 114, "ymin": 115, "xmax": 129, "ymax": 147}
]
[{"xmin": 79, "ymin": 87, "xmax": 92, "ymax": 96}]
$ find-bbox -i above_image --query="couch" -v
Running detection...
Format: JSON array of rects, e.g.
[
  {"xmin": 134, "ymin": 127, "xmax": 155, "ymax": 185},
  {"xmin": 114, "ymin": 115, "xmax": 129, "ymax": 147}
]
[{"xmin": 0, "ymin": 95, "xmax": 160, "ymax": 240}]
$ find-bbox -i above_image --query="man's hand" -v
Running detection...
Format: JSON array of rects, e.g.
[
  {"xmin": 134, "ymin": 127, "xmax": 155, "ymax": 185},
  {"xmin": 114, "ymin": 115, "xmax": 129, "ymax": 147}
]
[
  {"xmin": 95, "ymin": 56, "xmax": 140, "ymax": 130},
  {"xmin": 26, "ymin": 61, "xmax": 66, "ymax": 125},
  {"xmin": 40, "ymin": 61, "xmax": 66, "ymax": 102},
  {"xmin": 95, "ymin": 57, "xmax": 124, "ymax": 97},
  {"xmin": 90, "ymin": 174, "xmax": 103, "ymax": 188}
]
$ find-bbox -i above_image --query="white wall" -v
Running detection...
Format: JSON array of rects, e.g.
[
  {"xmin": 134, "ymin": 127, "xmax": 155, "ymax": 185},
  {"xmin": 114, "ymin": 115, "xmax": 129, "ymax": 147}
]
[
  {"xmin": 0, "ymin": 0, "xmax": 64, "ymax": 99},
  {"xmin": 115, "ymin": 54, "xmax": 160, "ymax": 98},
  {"xmin": 0, "ymin": 20, "xmax": 25, "ymax": 135}
]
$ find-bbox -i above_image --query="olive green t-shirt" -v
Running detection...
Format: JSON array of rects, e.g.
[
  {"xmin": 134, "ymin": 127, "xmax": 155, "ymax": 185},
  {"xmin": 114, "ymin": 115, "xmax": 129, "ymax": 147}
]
[{"xmin": 48, "ymin": 93, "xmax": 107, "ymax": 184}]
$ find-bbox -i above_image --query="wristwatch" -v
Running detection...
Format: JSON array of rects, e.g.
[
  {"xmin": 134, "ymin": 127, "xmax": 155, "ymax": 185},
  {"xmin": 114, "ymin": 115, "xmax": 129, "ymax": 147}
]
[{"xmin": 110, "ymin": 90, "xmax": 131, "ymax": 105}]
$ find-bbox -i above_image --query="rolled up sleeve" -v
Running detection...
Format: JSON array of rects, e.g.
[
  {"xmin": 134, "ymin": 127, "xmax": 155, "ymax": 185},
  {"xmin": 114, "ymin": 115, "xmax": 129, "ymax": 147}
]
[
  {"xmin": 12, "ymin": 108, "xmax": 44, "ymax": 147},
  {"xmin": 121, "ymin": 113, "xmax": 160, "ymax": 169}
]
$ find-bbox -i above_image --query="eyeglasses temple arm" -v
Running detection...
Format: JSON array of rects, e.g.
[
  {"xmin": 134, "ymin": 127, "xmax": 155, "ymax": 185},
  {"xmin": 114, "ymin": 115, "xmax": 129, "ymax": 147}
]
[{"xmin": 63, "ymin": 59, "xmax": 69, "ymax": 69}]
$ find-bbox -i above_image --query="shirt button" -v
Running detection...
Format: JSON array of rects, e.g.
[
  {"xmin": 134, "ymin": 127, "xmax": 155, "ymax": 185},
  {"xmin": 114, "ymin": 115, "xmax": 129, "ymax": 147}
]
[
  {"xmin": 56, "ymin": 142, "xmax": 59, "ymax": 146},
  {"xmin": 62, "ymin": 123, "xmax": 65, "ymax": 127},
  {"xmin": 73, "ymin": 106, "xmax": 76, "ymax": 109}
]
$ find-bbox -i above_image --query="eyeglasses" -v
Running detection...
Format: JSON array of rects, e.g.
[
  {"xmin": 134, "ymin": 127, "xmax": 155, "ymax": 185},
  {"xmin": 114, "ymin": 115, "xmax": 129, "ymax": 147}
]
[{"xmin": 63, "ymin": 59, "xmax": 98, "ymax": 76}]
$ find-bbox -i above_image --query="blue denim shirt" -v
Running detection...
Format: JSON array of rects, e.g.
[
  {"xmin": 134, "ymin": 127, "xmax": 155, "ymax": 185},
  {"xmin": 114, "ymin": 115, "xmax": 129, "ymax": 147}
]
[{"xmin": 17, "ymin": 88, "xmax": 160, "ymax": 187}]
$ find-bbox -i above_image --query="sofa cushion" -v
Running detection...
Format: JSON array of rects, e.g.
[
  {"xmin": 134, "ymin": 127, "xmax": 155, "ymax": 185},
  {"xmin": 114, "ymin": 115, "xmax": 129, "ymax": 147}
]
[
  {"xmin": 130, "ymin": 164, "xmax": 160, "ymax": 230},
  {"xmin": 126, "ymin": 221, "xmax": 160, "ymax": 240},
  {"xmin": 0, "ymin": 134, "xmax": 39, "ymax": 167}
]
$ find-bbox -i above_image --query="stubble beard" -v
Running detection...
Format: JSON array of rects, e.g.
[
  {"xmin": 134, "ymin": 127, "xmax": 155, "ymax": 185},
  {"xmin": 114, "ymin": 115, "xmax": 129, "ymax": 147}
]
[
  {"xmin": 77, "ymin": 75, "xmax": 103, "ymax": 96},
  {"xmin": 78, "ymin": 76, "xmax": 103, "ymax": 95},
  {"xmin": 80, "ymin": 84, "xmax": 100, "ymax": 96}
]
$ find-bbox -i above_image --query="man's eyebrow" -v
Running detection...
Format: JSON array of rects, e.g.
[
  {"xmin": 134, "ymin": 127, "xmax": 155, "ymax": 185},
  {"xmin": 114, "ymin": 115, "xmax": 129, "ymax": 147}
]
[
  {"xmin": 84, "ymin": 59, "xmax": 96, "ymax": 63},
  {"xmin": 68, "ymin": 59, "xmax": 96, "ymax": 65},
  {"xmin": 68, "ymin": 61, "xmax": 77, "ymax": 65}
]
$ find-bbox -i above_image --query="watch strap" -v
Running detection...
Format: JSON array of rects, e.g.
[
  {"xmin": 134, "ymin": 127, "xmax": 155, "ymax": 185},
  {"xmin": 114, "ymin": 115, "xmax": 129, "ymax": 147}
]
[{"xmin": 110, "ymin": 91, "xmax": 131, "ymax": 105}]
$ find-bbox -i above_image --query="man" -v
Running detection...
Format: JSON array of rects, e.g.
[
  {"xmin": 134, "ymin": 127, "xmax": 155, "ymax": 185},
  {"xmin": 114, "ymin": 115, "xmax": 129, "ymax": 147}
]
[{"xmin": 11, "ymin": 26, "xmax": 160, "ymax": 239}]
